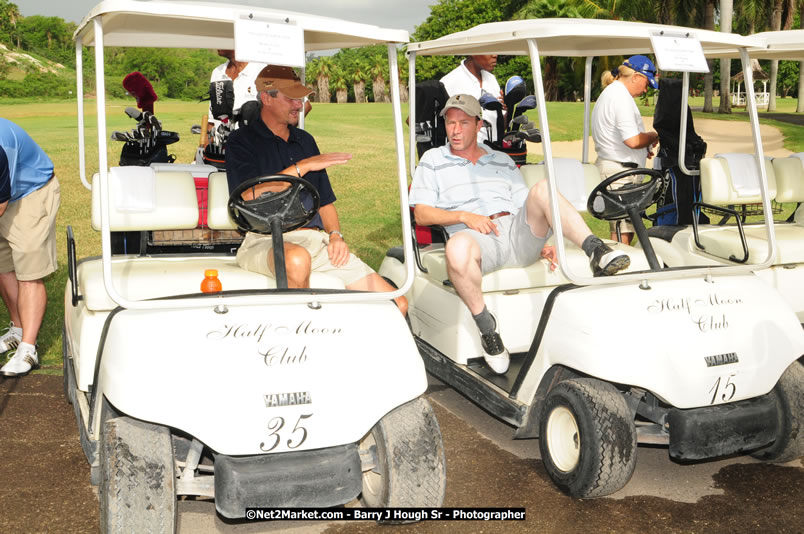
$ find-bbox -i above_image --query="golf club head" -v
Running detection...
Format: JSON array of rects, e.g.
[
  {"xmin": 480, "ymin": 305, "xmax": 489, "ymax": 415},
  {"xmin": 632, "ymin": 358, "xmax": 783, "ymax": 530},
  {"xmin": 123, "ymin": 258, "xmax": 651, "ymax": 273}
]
[
  {"xmin": 522, "ymin": 121, "xmax": 535, "ymax": 130},
  {"xmin": 110, "ymin": 131, "xmax": 130, "ymax": 142},
  {"xmin": 517, "ymin": 95, "xmax": 538, "ymax": 111},
  {"xmin": 504, "ymin": 76, "xmax": 525, "ymax": 96},
  {"xmin": 125, "ymin": 107, "xmax": 142, "ymax": 121},
  {"xmin": 190, "ymin": 125, "xmax": 202, "ymax": 135},
  {"xmin": 512, "ymin": 115, "xmax": 529, "ymax": 126},
  {"xmin": 523, "ymin": 128, "xmax": 542, "ymax": 143},
  {"xmin": 478, "ymin": 92, "xmax": 503, "ymax": 112}
]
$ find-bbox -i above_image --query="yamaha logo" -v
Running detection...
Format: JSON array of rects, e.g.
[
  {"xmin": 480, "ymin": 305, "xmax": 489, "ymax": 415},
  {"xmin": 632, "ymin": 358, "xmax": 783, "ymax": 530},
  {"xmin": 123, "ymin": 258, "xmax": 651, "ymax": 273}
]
[{"xmin": 704, "ymin": 352, "xmax": 739, "ymax": 367}]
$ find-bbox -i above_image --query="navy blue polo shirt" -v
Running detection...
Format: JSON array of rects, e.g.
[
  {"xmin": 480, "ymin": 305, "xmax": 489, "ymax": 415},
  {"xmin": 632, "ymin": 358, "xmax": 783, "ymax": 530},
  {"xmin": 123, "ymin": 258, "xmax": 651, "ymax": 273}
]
[{"xmin": 226, "ymin": 118, "xmax": 336, "ymax": 230}]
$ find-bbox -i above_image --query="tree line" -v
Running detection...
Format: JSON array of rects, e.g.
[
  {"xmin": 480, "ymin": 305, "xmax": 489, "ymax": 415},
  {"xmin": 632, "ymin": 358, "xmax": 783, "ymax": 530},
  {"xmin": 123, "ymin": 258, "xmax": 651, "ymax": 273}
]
[{"xmin": 1, "ymin": 0, "xmax": 802, "ymax": 113}]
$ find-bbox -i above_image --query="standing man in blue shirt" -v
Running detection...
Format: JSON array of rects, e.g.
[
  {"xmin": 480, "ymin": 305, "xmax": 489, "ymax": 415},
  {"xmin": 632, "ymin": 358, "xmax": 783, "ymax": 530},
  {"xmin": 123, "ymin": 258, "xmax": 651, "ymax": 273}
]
[
  {"xmin": 0, "ymin": 119, "xmax": 61, "ymax": 377},
  {"xmin": 226, "ymin": 66, "xmax": 406, "ymax": 315}
]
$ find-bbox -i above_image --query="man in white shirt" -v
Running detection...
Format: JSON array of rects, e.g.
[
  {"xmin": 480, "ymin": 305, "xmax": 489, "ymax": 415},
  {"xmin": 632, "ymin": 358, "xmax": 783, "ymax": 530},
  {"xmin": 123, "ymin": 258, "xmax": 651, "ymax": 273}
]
[
  {"xmin": 207, "ymin": 49, "xmax": 266, "ymax": 133},
  {"xmin": 440, "ymin": 55, "xmax": 502, "ymax": 143}
]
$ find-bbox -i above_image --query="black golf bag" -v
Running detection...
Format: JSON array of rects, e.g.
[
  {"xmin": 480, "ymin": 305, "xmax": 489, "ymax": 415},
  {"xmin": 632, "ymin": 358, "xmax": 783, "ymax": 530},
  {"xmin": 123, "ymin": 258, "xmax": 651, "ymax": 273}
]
[
  {"xmin": 414, "ymin": 80, "xmax": 451, "ymax": 158},
  {"xmin": 653, "ymin": 77, "xmax": 709, "ymax": 226}
]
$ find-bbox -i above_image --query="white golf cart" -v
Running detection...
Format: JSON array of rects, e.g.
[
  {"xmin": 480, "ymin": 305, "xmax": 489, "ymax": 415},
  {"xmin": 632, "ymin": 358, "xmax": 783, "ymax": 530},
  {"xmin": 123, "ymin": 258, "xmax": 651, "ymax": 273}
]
[
  {"xmin": 379, "ymin": 19, "xmax": 804, "ymax": 498},
  {"xmin": 64, "ymin": 1, "xmax": 445, "ymax": 531},
  {"xmin": 642, "ymin": 29, "xmax": 804, "ymax": 325}
]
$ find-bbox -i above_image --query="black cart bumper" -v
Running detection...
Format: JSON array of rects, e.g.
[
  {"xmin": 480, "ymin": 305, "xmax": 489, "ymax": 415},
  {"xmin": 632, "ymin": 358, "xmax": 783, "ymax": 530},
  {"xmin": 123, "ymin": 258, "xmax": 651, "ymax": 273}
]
[
  {"xmin": 668, "ymin": 393, "xmax": 778, "ymax": 460},
  {"xmin": 214, "ymin": 443, "xmax": 362, "ymax": 518}
]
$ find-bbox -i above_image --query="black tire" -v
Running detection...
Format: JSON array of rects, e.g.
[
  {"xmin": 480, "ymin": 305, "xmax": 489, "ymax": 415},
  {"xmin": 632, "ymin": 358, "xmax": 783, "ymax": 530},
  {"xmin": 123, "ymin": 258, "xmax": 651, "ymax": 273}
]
[
  {"xmin": 750, "ymin": 361, "xmax": 804, "ymax": 463},
  {"xmin": 538, "ymin": 378, "xmax": 637, "ymax": 498},
  {"xmin": 100, "ymin": 416, "xmax": 177, "ymax": 533},
  {"xmin": 358, "ymin": 397, "xmax": 446, "ymax": 509}
]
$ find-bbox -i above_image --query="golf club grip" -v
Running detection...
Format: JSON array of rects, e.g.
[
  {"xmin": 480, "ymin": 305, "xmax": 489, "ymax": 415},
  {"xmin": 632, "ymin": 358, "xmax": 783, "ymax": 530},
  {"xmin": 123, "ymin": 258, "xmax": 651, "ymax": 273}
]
[{"xmin": 200, "ymin": 114, "xmax": 208, "ymax": 147}]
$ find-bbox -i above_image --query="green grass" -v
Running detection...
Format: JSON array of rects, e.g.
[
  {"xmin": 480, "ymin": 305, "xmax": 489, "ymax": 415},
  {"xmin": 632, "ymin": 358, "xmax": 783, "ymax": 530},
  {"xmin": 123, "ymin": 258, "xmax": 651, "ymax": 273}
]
[{"xmin": 3, "ymin": 97, "xmax": 801, "ymax": 374}]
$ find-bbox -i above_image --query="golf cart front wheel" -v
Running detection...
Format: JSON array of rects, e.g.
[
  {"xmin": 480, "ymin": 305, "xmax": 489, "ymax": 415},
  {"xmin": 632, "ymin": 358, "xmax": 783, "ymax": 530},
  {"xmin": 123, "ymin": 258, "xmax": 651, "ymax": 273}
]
[
  {"xmin": 100, "ymin": 415, "xmax": 176, "ymax": 533},
  {"xmin": 539, "ymin": 378, "xmax": 637, "ymax": 498},
  {"xmin": 358, "ymin": 397, "xmax": 446, "ymax": 512},
  {"xmin": 750, "ymin": 361, "xmax": 804, "ymax": 463}
]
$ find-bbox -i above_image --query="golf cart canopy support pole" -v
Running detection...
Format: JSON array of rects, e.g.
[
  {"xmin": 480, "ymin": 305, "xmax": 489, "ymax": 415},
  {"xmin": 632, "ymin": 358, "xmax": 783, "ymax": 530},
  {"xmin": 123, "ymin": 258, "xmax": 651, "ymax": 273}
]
[
  {"xmin": 678, "ymin": 72, "xmax": 700, "ymax": 177},
  {"xmin": 582, "ymin": 56, "xmax": 593, "ymax": 164},
  {"xmin": 75, "ymin": 38, "xmax": 90, "ymax": 191},
  {"xmin": 408, "ymin": 50, "xmax": 417, "ymax": 177}
]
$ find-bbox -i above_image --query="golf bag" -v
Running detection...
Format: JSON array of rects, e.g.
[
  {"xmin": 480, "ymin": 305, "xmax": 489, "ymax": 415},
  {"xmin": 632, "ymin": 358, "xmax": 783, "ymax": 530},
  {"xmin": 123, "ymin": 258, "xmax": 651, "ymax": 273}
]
[
  {"xmin": 653, "ymin": 78, "xmax": 709, "ymax": 226},
  {"xmin": 415, "ymin": 80, "xmax": 450, "ymax": 158}
]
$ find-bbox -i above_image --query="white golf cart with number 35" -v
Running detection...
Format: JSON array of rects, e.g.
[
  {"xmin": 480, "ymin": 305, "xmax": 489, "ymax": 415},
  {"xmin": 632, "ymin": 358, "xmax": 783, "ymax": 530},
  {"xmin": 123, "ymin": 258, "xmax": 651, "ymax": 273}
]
[
  {"xmin": 380, "ymin": 19, "xmax": 804, "ymax": 498},
  {"xmin": 64, "ymin": 1, "xmax": 445, "ymax": 531}
]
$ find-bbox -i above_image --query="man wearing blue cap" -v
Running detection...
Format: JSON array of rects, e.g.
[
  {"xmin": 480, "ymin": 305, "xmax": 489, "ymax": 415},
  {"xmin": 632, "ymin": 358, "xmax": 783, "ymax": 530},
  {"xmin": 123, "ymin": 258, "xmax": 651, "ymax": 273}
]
[{"xmin": 592, "ymin": 54, "xmax": 660, "ymax": 245}]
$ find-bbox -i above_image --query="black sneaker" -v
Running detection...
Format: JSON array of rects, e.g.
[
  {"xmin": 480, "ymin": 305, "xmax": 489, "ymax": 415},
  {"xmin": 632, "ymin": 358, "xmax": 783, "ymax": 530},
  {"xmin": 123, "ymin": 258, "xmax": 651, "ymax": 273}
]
[
  {"xmin": 590, "ymin": 243, "xmax": 630, "ymax": 277},
  {"xmin": 480, "ymin": 315, "xmax": 509, "ymax": 374}
]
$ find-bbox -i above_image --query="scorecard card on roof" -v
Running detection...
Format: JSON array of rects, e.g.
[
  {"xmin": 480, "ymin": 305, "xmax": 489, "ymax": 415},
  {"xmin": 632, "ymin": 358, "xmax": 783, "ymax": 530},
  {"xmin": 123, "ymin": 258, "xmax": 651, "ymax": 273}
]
[
  {"xmin": 649, "ymin": 31, "xmax": 709, "ymax": 73},
  {"xmin": 234, "ymin": 18, "xmax": 305, "ymax": 68}
]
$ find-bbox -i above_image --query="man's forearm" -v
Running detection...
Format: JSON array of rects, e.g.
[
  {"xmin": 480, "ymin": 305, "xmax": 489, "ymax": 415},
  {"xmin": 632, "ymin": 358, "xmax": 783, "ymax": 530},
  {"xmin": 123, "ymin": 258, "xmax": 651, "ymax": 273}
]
[{"xmin": 413, "ymin": 205, "xmax": 467, "ymax": 227}]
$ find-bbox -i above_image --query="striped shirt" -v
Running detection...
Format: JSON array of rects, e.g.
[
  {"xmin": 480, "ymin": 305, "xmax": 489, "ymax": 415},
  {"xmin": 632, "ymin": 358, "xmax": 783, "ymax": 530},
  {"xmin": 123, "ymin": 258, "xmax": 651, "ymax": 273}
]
[{"xmin": 409, "ymin": 144, "xmax": 528, "ymax": 235}]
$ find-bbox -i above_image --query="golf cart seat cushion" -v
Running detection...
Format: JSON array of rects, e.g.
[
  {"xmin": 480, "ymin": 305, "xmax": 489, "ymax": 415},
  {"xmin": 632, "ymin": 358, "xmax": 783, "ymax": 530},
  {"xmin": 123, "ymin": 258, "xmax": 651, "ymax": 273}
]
[
  {"xmin": 91, "ymin": 169, "xmax": 199, "ymax": 231},
  {"xmin": 520, "ymin": 161, "xmax": 601, "ymax": 212},
  {"xmin": 207, "ymin": 172, "xmax": 238, "ymax": 230},
  {"xmin": 700, "ymin": 155, "xmax": 777, "ymax": 205},
  {"xmin": 771, "ymin": 156, "xmax": 804, "ymax": 203},
  {"xmin": 78, "ymin": 257, "xmax": 347, "ymax": 311},
  {"xmin": 696, "ymin": 224, "xmax": 804, "ymax": 265},
  {"xmin": 420, "ymin": 239, "xmax": 647, "ymax": 291}
]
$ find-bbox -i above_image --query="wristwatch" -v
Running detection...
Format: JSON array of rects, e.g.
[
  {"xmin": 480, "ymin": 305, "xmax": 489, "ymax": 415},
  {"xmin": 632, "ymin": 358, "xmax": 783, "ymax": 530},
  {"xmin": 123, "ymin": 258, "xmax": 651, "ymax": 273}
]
[{"xmin": 329, "ymin": 230, "xmax": 343, "ymax": 240}]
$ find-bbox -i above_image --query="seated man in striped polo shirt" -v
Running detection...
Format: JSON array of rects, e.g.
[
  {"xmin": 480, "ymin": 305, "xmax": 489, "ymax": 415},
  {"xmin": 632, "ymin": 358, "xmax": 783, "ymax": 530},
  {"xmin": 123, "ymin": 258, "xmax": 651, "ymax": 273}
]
[{"xmin": 408, "ymin": 94, "xmax": 629, "ymax": 375}]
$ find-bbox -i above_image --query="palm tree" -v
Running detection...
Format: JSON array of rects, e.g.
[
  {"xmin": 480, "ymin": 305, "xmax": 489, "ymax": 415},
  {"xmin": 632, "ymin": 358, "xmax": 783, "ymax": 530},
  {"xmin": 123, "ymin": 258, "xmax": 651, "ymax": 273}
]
[
  {"xmin": 397, "ymin": 50, "xmax": 409, "ymax": 103},
  {"xmin": 767, "ymin": 0, "xmax": 796, "ymax": 111},
  {"xmin": 351, "ymin": 61, "xmax": 368, "ymax": 103},
  {"xmin": 370, "ymin": 55, "xmax": 388, "ymax": 103},
  {"xmin": 331, "ymin": 67, "xmax": 348, "ymax": 104},
  {"xmin": 702, "ymin": 0, "xmax": 716, "ymax": 113},
  {"xmin": 718, "ymin": 0, "xmax": 733, "ymax": 114},
  {"xmin": 313, "ymin": 56, "xmax": 334, "ymax": 103}
]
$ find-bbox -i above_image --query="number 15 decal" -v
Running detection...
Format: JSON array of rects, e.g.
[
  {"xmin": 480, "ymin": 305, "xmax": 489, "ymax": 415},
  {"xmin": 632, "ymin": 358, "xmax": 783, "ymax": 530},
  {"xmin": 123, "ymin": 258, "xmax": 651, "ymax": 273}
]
[{"xmin": 708, "ymin": 374, "xmax": 737, "ymax": 405}]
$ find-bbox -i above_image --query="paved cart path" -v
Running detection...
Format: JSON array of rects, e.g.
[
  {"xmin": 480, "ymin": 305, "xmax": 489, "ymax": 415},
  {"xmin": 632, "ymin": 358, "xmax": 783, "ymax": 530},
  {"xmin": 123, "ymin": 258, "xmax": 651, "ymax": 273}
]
[{"xmin": 1, "ymin": 375, "xmax": 801, "ymax": 534}]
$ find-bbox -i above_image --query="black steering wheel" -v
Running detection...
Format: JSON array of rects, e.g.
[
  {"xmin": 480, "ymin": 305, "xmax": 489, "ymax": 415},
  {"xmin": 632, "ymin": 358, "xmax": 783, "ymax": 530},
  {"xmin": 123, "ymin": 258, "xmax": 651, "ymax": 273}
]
[
  {"xmin": 587, "ymin": 168, "xmax": 664, "ymax": 221},
  {"xmin": 228, "ymin": 174, "xmax": 320, "ymax": 235}
]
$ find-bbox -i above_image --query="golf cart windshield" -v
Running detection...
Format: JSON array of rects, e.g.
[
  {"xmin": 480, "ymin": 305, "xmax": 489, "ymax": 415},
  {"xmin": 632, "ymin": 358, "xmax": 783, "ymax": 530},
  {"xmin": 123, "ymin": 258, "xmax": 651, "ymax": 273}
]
[
  {"xmin": 73, "ymin": 0, "xmax": 414, "ymax": 310},
  {"xmin": 407, "ymin": 18, "xmax": 769, "ymax": 286}
]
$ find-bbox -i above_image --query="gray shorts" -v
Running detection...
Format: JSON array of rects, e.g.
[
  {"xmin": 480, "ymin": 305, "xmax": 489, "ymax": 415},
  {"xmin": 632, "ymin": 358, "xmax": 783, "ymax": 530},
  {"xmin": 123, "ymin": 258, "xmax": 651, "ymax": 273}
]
[{"xmin": 453, "ymin": 207, "xmax": 552, "ymax": 274}]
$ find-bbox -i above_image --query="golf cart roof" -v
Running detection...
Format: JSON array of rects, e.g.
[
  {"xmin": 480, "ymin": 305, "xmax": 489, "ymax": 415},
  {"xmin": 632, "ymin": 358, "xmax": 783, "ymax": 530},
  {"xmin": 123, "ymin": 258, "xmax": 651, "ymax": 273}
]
[
  {"xmin": 74, "ymin": 0, "xmax": 409, "ymax": 50},
  {"xmin": 407, "ymin": 18, "xmax": 761, "ymax": 57},
  {"xmin": 749, "ymin": 30, "xmax": 804, "ymax": 61}
]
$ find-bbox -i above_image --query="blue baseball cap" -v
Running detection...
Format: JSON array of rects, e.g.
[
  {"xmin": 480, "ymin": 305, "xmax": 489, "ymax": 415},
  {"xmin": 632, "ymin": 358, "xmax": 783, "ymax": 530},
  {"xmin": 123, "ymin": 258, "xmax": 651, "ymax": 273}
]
[{"xmin": 623, "ymin": 55, "xmax": 658, "ymax": 89}]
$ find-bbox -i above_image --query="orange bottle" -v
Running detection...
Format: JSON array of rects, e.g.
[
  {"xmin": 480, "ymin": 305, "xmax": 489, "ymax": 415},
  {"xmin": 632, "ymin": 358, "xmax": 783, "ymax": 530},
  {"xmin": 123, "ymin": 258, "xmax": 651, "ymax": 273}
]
[{"xmin": 201, "ymin": 269, "xmax": 222, "ymax": 293}]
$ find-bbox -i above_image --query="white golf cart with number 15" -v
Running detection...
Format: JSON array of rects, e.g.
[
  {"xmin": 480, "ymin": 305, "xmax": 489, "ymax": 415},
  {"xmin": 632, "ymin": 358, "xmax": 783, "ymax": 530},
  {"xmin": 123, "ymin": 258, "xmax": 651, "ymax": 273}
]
[
  {"xmin": 380, "ymin": 19, "xmax": 804, "ymax": 498},
  {"xmin": 64, "ymin": 1, "xmax": 445, "ymax": 531}
]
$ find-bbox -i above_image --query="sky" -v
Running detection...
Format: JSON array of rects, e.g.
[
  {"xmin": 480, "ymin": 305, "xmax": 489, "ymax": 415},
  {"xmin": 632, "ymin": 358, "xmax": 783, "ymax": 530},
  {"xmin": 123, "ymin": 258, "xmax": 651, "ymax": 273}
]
[{"xmin": 18, "ymin": 0, "xmax": 437, "ymax": 35}]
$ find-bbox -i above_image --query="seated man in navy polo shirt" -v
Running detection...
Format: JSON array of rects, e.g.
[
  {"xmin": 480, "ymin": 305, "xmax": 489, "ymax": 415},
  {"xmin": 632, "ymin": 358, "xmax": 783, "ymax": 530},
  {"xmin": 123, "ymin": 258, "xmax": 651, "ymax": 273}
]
[{"xmin": 226, "ymin": 65, "xmax": 407, "ymax": 315}]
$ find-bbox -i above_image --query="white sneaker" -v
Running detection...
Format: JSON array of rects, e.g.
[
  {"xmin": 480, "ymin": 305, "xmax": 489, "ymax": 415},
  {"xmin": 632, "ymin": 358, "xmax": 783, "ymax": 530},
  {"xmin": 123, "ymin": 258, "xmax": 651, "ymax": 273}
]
[
  {"xmin": 480, "ymin": 315, "xmax": 510, "ymax": 374},
  {"xmin": 1, "ymin": 344, "xmax": 38, "ymax": 377},
  {"xmin": 0, "ymin": 322, "xmax": 22, "ymax": 353}
]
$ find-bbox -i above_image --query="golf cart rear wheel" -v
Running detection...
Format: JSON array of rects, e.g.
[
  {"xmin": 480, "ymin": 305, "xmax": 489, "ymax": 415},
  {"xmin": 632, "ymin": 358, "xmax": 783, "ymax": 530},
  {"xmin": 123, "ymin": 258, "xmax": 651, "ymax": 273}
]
[
  {"xmin": 100, "ymin": 415, "xmax": 176, "ymax": 534},
  {"xmin": 750, "ymin": 361, "xmax": 804, "ymax": 463},
  {"xmin": 539, "ymin": 378, "xmax": 637, "ymax": 498},
  {"xmin": 358, "ymin": 397, "xmax": 446, "ymax": 510}
]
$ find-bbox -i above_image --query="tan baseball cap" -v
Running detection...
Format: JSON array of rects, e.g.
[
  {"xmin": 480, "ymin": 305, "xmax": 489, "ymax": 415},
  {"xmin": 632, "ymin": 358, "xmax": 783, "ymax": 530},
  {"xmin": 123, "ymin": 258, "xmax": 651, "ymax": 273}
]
[
  {"xmin": 255, "ymin": 65, "xmax": 313, "ymax": 99},
  {"xmin": 439, "ymin": 93, "xmax": 482, "ymax": 119}
]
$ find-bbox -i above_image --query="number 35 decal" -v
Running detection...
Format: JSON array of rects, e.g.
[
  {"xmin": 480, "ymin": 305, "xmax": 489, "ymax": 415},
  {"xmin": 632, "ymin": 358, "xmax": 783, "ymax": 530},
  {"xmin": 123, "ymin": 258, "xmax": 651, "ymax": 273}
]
[
  {"xmin": 708, "ymin": 374, "xmax": 737, "ymax": 405},
  {"xmin": 260, "ymin": 414, "xmax": 313, "ymax": 452}
]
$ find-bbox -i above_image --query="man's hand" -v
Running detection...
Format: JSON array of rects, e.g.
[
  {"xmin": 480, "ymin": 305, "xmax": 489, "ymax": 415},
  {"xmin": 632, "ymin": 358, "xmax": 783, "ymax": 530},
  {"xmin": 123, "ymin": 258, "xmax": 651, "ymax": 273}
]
[
  {"xmin": 461, "ymin": 212, "xmax": 500, "ymax": 235},
  {"xmin": 300, "ymin": 153, "xmax": 352, "ymax": 174},
  {"xmin": 327, "ymin": 233, "xmax": 350, "ymax": 267},
  {"xmin": 541, "ymin": 245, "xmax": 557, "ymax": 271}
]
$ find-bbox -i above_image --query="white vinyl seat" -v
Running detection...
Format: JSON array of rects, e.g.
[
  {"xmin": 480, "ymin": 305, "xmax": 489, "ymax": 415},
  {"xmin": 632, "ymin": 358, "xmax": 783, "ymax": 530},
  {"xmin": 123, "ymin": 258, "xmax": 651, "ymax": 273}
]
[
  {"xmin": 81, "ymin": 168, "xmax": 345, "ymax": 311},
  {"xmin": 695, "ymin": 154, "xmax": 804, "ymax": 265},
  {"xmin": 420, "ymin": 159, "xmax": 651, "ymax": 291}
]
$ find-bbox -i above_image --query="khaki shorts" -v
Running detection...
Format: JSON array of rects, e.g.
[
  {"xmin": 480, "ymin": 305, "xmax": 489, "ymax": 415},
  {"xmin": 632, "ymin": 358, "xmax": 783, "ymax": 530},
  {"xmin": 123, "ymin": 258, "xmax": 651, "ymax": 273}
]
[
  {"xmin": 0, "ymin": 177, "xmax": 61, "ymax": 281},
  {"xmin": 595, "ymin": 159, "xmax": 642, "ymax": 235},
  {"xmin": 236, "ymin": 228, "xmax": 374, "ymax": 287}
]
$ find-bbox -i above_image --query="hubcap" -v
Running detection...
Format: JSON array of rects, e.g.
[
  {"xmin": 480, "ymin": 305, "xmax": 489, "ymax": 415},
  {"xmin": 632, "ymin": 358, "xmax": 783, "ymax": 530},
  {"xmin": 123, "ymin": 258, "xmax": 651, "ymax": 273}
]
[
  {"xmin": 546, "ymin": 405, "xmax": 580, "ymax": 472},
  {"xmin": 359, "ymin": 431, "xmax": 382, "ymax": 504}
]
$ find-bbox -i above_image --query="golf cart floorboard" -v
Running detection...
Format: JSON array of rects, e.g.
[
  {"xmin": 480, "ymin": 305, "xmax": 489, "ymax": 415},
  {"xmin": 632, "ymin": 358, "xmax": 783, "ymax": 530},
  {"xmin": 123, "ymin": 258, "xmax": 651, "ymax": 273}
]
[{"xmin": 416, "ymin": 339, "xmax": 527, "ymax": 427}]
